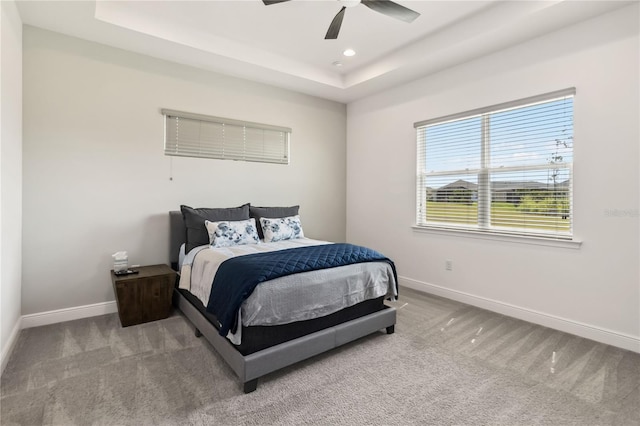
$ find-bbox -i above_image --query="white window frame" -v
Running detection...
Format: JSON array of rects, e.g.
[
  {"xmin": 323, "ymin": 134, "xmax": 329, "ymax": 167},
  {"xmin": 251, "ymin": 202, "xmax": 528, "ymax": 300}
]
[
  {"xmin": 414, "ymin": 88, "xmax": 578, "ymax": 246},
  {"xmin": 163, "ymin": 109, "xmax": 291, "ymax": 165}
]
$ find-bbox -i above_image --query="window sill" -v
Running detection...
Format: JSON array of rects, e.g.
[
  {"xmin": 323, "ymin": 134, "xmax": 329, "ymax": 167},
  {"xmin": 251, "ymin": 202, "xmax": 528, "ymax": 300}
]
[{"xmin": 412, "ymin": 225, "xmax": 583, "ymax": 249}]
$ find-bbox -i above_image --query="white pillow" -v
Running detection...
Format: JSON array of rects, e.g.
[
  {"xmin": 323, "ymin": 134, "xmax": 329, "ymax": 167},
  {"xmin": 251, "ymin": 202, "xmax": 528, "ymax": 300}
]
[
  {"xmin": 205, "ymin": 218, "xmax": 260, "ymax": 248},
  {"xmin": 259, "ymin": 215, "xmax": 305, "ymax": 243}
]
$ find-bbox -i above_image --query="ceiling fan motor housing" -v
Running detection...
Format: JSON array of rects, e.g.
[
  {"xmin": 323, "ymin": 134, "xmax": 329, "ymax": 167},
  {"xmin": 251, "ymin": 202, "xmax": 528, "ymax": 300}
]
[{"xmin": 340, "ymin": 0, "xmax": 361, "ymax": 8}]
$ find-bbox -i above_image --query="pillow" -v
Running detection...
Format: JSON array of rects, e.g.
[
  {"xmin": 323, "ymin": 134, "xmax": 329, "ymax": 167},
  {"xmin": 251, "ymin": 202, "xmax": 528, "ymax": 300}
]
[
  {"xmin": 205, "ymin": 218, "xmax": 260, "ymax": 248},
  {"xmin": 249, "ymin": 205, "xmax": 299, "ymax": 240},
  {"xmin": 181, "ymin": 204, "xmax": 250, "ymax": 253},
  {"xmin": 260, "ymin": 215, "xmax": 305, "ymax": 243}
]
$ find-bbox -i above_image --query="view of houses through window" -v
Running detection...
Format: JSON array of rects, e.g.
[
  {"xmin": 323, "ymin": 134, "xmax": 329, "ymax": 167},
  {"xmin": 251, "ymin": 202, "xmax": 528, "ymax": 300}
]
[{"xmin": 415, "ymin": 90, "xmax": 574, "ymax": 238}]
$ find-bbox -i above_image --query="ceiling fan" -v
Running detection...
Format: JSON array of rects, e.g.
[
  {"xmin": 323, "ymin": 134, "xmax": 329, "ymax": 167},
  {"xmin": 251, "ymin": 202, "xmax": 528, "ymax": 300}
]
[{"xmin": 262, "ymin": 0, "xmax": 421, "ymax": 40}]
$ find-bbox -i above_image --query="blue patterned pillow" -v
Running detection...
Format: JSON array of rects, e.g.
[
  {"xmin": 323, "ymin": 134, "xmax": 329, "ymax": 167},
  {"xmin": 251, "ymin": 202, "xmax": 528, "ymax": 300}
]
[
  {"xmin": 259, "ymin": 215, "xmax": 305, "ymax": 243},
  {"xmin": 205, "ymin": 218, "xmax": 260, "ymax": 248}
]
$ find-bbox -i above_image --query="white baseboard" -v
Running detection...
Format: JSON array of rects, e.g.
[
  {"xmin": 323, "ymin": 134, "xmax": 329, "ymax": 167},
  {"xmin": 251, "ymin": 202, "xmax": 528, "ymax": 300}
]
[
  {"xmin": 21, "ymin": 301, "xmax": 118, "ymax": 329},
  {"xmin": 399, "ymin": 276, "xmax": 640, "ymax": 354},
  {"xmin": 1, "ymin": 317, "xmax": 23, "ymax": 375}
]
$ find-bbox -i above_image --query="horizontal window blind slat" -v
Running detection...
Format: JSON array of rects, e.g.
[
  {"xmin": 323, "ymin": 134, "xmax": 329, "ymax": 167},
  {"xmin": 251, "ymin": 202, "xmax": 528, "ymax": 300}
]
[
  {"xmin": 163, "ymin": 112, "xmax": 290, "ymax": 165},
  {"xmin": 162, "ymin": 109, "xmax": 291, "ymax": 133},
  {"xmin": 416, "ymin": 91, "xmax": 574, "ymax": 239},
  {"xmin": 414, "ymin": 87, "xmax": 575, "ymax": 127}
]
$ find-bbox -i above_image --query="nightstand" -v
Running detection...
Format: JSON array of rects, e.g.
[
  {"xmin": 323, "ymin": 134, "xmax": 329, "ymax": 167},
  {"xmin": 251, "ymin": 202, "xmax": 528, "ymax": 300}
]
[{"xmin": 111, "ymin": 264, "xmax": 177, "ymax": 327}]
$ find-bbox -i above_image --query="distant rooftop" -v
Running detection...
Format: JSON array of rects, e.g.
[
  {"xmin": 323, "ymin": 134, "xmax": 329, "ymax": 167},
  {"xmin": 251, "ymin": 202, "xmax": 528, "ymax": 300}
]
[{"xmin": 436, "ymin": 179, "xmax": 570, "ymax": 191}]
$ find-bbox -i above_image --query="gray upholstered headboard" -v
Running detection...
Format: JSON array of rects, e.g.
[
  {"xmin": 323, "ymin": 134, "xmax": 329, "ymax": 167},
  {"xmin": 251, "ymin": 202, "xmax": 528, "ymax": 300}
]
[{"xmin": 169, "ymin": 211, "xmax": 186, "ymax": 271}]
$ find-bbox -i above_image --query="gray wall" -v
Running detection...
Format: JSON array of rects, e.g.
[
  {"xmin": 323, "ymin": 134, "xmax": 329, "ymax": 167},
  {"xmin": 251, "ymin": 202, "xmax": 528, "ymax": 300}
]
[
  {"xmin": 0, "ymin": 0, "xmax": 23, "ymax": 369},
  {"xmin": 22, "ymin": 27, "xmax": 347, "ymax": 315},
  {"xmin": 346, "ymin": 5, "xmax": 639, "ymax": 350}
]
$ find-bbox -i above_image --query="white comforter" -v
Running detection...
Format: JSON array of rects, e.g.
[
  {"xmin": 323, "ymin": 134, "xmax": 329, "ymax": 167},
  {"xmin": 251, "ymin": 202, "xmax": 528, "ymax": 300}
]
[{"xmin": 179, "ymin": 238, "xmax": 397, "ymax": 344}]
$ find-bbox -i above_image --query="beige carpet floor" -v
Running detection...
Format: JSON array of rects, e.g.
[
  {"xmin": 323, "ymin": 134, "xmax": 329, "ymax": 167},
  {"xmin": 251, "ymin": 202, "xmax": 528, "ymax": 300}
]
[{"xmin": 1, "ymin": 287, "xmax": 638, "ymax": 425}]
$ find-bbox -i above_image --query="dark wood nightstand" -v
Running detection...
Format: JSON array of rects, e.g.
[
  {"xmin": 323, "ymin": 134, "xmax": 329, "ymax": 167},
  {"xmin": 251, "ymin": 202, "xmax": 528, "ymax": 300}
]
[{"xmin": 111, "ymin": 264, "xmax": 177, "ymax": 327}]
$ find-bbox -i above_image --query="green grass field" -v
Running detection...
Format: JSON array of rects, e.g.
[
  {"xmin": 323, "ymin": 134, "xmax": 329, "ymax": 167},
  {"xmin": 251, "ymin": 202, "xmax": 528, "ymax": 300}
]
[{"xmin": 425, "ymin": 201, "xmax": 570, "ymax": 232}]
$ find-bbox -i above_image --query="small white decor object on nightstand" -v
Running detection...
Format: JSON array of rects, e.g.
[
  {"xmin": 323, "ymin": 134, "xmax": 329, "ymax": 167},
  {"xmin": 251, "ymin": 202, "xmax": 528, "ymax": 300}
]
[{"xmin": 112, "ymin": 251, "xmax": 128, "ymax": 272}]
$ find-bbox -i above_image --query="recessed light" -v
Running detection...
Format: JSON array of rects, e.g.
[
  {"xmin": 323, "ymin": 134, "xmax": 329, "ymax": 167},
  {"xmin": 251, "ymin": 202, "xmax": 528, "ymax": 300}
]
[
  {"xmin": 343, "ymin": 49, "xmax": 356, "ymax": 57},
  {"xmin": 332, "ymin": 61, "xmax": 343, "ymax": 67}
]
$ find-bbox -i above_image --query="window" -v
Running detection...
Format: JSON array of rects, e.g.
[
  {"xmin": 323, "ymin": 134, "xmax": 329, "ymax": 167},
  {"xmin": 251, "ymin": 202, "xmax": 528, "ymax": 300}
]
[
  {"xmin": 163, "ymin": 109, "xmax": 291, "ymax": 164},
  {"xmin": 415, "ymin": 88, "xmax": 575, "ymax": 240}
]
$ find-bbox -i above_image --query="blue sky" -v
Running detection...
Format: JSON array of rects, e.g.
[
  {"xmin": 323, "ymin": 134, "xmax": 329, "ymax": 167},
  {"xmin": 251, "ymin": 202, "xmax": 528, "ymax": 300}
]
[{"xmin": 422, "ymin": 97, "xmax": 574, "ymax": 188}]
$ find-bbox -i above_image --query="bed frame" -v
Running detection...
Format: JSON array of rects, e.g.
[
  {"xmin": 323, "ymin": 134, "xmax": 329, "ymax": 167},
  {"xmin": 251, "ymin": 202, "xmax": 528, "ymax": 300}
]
[{"xmin": 169, "ymin": 211, "xmax": 396, "ymax": 393}]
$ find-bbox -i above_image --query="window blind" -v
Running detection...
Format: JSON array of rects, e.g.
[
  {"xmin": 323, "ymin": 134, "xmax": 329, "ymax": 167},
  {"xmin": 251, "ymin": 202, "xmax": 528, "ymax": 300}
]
[
  {"xmin": 415, "ymin": 88, "xmax": 575, "ymax": 239},
  {"xmin": 163, "ymin": 109, "xmax": 291, "ymax": 165}
]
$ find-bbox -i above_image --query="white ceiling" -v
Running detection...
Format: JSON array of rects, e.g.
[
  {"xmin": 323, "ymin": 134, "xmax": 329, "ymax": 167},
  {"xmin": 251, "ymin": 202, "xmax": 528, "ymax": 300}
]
[{"xmin": 16, "ymin": 0, "xmax": 633, "ymax": 103}]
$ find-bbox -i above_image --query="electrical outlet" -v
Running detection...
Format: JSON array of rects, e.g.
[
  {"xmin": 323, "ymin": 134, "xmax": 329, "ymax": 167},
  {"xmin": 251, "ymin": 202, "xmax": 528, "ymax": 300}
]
[{"xmin": 445, "ymin": 260, "xmax": 453, "ymax": 271}]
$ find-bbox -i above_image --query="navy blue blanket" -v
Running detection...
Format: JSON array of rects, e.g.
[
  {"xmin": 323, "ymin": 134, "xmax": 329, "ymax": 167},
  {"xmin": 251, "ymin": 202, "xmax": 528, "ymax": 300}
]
[{"xmin": 206, "ymin": 243, "xmax": 397, "ymax": 336}]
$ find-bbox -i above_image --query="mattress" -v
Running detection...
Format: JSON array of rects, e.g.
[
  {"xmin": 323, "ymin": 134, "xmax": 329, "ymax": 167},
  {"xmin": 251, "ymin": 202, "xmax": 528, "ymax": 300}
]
[
  {"xmin": 179, "ymin": 238, "xmax": 397, "ymax": 344},
  {"xmin": 178, "ymin": 288, "xmax": 388, "ymax": 355}
]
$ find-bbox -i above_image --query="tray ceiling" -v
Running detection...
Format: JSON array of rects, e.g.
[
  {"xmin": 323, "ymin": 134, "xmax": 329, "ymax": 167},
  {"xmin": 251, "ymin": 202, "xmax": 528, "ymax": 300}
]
[{"xmin": 16, "ymin": 1, "xmax": 632, "ymax": 103}]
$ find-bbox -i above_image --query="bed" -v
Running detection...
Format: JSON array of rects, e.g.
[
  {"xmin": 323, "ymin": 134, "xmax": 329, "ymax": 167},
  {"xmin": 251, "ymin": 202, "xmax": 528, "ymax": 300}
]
[{"xmin": 169, "ymin": 206, "xmax": 397, "ymax": 393}]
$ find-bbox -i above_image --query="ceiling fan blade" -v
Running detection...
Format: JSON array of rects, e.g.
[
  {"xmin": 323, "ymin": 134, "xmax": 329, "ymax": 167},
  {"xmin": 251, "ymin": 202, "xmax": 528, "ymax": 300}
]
[
  {"xmin": 325, "ymin": 7, "xmax": 346, "ymax": 40},
  {"xmin": 362, "ymin": 0, "xmax": 420, "ymax": 23},
  {"xmin": 262, "ymin": 0, "xmax": 290, "ymax": 5}
]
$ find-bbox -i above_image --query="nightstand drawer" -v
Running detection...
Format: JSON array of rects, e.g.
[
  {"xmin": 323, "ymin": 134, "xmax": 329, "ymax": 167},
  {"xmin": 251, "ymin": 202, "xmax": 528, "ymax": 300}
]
[{"xmin": 111, "ymin": 264, "xmax": 177, "ymax": 327}]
